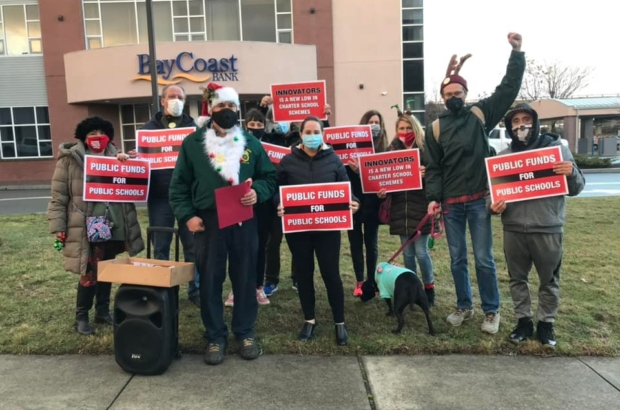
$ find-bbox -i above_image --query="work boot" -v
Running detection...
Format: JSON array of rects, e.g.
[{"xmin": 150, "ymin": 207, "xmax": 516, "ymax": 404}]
[
  {"xmin": 94, "ymin": 282, "xmax": 114, "ymax": 325},
  {"xmin": 75, "ymin": 284, "xmax": 96, "ymax": 335}
]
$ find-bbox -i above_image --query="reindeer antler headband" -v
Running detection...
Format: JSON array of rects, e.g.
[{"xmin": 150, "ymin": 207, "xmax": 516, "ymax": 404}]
[{"xmin": 441, "ymin": 53, "xmax": 472, "ymax": 92}]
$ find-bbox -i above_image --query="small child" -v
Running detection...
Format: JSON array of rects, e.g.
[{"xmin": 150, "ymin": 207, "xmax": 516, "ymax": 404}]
[{"xmin": 488, "ymin": 103, "xmax": 585, "ymax": 349}]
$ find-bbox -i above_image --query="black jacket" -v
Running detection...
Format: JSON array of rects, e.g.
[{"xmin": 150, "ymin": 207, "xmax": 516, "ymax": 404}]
[
  {"xmin": 346, "ymin": 139, "xmax": 386, "ymax": 224},
  {"xmin": 276, "ymin": 144, "xmax": 357, "ymax": 204},
  {"xmin": 386, "ymin": 139, "xmax": 430, "ymax": 236},
  {"xmin": 141, "ymin": 112, "xmax": 197, "ymax": 200},
  {"xmin": 424, "ymin": 50, "xmax": 526, "ymax": 202}
]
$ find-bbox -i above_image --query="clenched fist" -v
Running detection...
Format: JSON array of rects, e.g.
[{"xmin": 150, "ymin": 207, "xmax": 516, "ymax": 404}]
[{"xmin": 508, "ymin": 32, "xmax": 522, "ymax": 51}]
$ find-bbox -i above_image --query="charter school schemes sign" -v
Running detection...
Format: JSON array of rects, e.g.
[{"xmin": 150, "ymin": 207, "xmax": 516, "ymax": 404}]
[{"xmin": 485, "ymin": 146, "xmax": 568, "ymax": 204}]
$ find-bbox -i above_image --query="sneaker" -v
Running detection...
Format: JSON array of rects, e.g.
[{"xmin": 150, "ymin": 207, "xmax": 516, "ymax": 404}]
[
  {"xmin": 537, "ymin": 321, "xmax": 557, "ymax": 349},
  {"xmin": 509, "ymin": 317, "xmax": 534, "ymax": 344},
  {"xmin": 446, "ymin": 308, "xmax": 474, "ymax": 326},
  {"xmin": 353, "ymin": 282, "xmax": 363, "ymax": 297},
  {"xmin": 224, "ymin": 292, "xmax": 234, "ymax": 307},
  {"xmin": 204, "ymin": 342, "xmax": 226, "ymax": 366},
  {"xmin": 256, "ymin": 287, "xmax": 270, "ymax": 305},
  {"xmin": 239, "ymin": 338, "xmax": 261, "ymax": 360},
  {"xmin": 481, "ymin": 312, "xmax": 501, "ymax": 334},
  {"xmin": 263, "ymin": 283, "xmax": 278, "ymax": 297},
  {"xmin": 292, "ymin": 282, "xmax": 298, "ymax": 292}
]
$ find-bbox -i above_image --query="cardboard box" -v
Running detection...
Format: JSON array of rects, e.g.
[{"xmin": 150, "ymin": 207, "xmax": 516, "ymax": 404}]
[{"xmin": 98, "ymin": 257, "xmax": 195, "ymax": 287}]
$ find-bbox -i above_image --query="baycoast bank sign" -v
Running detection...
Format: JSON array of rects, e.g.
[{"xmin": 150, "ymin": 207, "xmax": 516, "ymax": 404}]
[{"xmin": 133, "ymin": 52, "xmax": 240, "ymax": 85}]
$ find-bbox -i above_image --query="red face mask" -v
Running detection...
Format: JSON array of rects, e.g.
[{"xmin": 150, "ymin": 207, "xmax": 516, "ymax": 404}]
[
  {"xmin": 85, "ymin": 135, "xmax": 110, "ymax": 153},
  {"xmin": 398, "ymin": 131, "xmax": 416, "ymax": 147}
]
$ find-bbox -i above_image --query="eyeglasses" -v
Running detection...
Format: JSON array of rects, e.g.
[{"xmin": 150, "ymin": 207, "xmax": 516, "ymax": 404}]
[{"xmin": 444, "ymin": 91, "xmax": 465, "ymax": 99}]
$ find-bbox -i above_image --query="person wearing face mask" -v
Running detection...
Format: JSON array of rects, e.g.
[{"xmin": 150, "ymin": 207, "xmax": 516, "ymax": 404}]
[
  {"xmin": 250, "ymin": 96, "xmax": 333, "ymax": 296},
  {"xmin": 487, "ymin": 104, "xmax": 584, "ymax": 349},
  {"xmin": 375, "ymin": 115, "xmax": 436, "ymax": 305},
  {"xmin": 346, "ymin": 110, "xmax": 388, "ymax": 296},
  {"xmin": 169, "ymin": 84, "xmax": 276, "ymax": 366},
  {"xmin": 276, "ymin": 116, "xmax": 360, "ymax": 346},
  {"xmin": 424, "ymin": 33, "xmax": 526, "ymax": 335},
  {"xmin": 221, "ymin": 109, "xmax": 273, "ymax": 308},
  {"xmin": 47, "ymin": 117, "xmax": 144, "ymax": 335},
  {"xmin": 139, "ymin": 84, "xmax": 201, "ymax": 307}
]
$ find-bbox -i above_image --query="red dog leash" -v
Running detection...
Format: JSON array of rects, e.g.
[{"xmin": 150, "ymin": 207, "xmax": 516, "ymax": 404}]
[{"xmin": 388, "ymin": 206, "xmax": 444, "ymax": 264}]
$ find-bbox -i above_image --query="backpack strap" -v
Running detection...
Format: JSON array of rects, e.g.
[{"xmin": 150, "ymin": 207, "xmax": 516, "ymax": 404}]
[
  {"xmin": 432, "ymin": 119, "xmax": 440, "ymax": 141},
  {"xmin": 470, "ymin": 105, "xmax": 486, "ymax": 128}
]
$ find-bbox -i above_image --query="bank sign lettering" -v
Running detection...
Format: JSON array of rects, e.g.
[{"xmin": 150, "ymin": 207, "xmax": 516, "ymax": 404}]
[{"xmin": 134, "ymin": 52, "xmax": 239, "ymax": 85}]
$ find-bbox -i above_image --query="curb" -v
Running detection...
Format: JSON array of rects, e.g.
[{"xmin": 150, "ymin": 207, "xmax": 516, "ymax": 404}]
[
  {"xmin": 581, "ymin": 168, "xmax": 620, "ymax": 174},
  {"xmin": 0, "ymin": 185, "xmax": 51, "ymax": 191}
]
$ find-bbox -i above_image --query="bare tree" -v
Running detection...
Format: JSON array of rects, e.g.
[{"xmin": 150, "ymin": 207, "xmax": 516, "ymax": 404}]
[
  {"xmin": 425, "ymin": 85, "xmax": 443, "ymax": 124},
  {"xmin": 520, "ymin": 59, "xmax": 594, "ymax": 101}
]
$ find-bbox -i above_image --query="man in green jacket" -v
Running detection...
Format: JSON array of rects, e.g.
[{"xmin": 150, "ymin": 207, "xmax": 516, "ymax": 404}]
[
  {"xmin": 424, "ymin": 33, "xmax": 525, "ymax": 335},
  {"xmin": 169, "ymin": 84, "xmax": 276, "ymax": 366}
]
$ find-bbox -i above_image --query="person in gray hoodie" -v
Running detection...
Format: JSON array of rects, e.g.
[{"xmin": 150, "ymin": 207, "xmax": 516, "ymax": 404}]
[{"xmin": 487, "ymin": 103, "xmax": 585, "ymax": 349}]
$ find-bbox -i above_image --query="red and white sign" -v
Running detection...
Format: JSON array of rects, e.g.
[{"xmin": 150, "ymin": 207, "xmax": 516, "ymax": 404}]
[
  {"xmin": 136, "ymin": 127, "xmax": 195, "ymax": 170},
  {"xmin": 485, "ymin": 146, "xmax": 568, "ymax": 204},
  {"xmin": 323, "ymin": 125, "xmax": 375, "ymax": 163},
  {"xmin": 270, "ymin": 81, "xmax": 327, "ymax": 122},
  {"xmin": 261, "ymin": 142, "xmax": 291, "ymax": 165},
  {"xmin": 359, "ymin": 149, "xmax": 423, "ymax": 193},
  {"xmin": 280, "ymin": 182, "xmax": 353, "ymax": 234},
  {"xmin": 83, "ymin": 155, "xmax": 150, "ymax": 202}
]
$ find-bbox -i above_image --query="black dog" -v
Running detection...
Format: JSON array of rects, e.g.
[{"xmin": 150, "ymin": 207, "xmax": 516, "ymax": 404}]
[{"xmin": 361, "ymin": 264, "xmax": 435, "ymax": 335}]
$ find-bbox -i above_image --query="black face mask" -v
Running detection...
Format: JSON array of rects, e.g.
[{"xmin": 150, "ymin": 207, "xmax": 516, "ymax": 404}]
[
  {"xmin": 248, "ymin": 128, "xmax": 266, "ymax": 140},
  {"xmin": 212, "ymin": 108, "xmax": 238, "ymax": 129},
  {"xmin": 446, "ymin": 97, "xmax": 464, "ymax": 113}
]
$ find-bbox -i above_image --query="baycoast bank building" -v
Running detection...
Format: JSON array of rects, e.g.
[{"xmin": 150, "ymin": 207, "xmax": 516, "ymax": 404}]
[{"xmin": 0, "ymin": 0, "xmax": 425, "ymax": 184}]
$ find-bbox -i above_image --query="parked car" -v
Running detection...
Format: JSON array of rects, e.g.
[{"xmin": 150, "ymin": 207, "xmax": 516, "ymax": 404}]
[{"xmin": 488, "ymin": 127, "xmax": 569, "ymax": 154}]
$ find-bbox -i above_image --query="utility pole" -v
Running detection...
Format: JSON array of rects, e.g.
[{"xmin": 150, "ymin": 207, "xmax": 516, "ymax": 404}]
[{"xmin": 146, "ymin": 0, "xmax": 159, "ymax": 113}]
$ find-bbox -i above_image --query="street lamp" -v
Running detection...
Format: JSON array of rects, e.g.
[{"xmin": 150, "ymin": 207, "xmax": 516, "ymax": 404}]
[{"xmin": 146, "ymin": 0, "xmax": 159, "ymax": 113}]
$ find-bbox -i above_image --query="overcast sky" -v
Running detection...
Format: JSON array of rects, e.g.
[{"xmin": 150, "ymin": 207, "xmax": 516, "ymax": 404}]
[{"xmin": 424, "ymin": 0, "xmax": 620, "ymax": 99}]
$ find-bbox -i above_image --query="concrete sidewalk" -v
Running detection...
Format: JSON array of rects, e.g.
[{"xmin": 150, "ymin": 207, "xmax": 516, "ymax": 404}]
[{"xmin": 1, "ymin": 355, "xmax": 618, "ymax": 410}]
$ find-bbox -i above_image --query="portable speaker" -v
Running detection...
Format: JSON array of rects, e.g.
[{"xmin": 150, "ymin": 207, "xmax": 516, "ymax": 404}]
[{"xmin": 113, "ymin": 284, "xmax": 179, "ymax": 375}]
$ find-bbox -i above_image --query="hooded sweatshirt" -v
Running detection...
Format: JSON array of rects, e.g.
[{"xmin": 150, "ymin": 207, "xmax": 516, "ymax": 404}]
[{"xmin": 486, "ymin": 103, "xmax": 585, "ymax": 233}]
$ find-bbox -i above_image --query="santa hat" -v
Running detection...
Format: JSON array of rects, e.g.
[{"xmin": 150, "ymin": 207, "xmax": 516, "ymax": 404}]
[
  {"xmin": 440, "ymin": 54, "xmax": 472, "ymax": 93},
  {"xmin": 197, "ymin": 82, "xmax": 240, "ymax": 127}
]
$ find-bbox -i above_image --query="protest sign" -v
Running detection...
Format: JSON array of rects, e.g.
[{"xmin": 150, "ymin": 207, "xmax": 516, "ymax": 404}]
[
  {"xmin": 136, "ymin": 127, "xmax": 195, "ymax": 170},
  {"xmin": 323, "ymin": 125, "xmax": 375, "ymax": 163},
  {"xmin": 83, "ymin": 155, "xmax": 150, "ymax": 202},
  {"xmin": 358, "ymin": 149, "xmax": 422, "ymax": 193},
  {"xmin": 280, "ymin": 182, "xmax": 353, "ymax": 234},
  {"xmin": 261, "ymin": 142, "xmax": 291, "ymax": 165},
  {"xmin": 485, "ymin": 146, "xmax": 568, "ymax": 204},
  {"xmin": 270, "ymin": 81, "xmax": 327, "ymax": 122}
]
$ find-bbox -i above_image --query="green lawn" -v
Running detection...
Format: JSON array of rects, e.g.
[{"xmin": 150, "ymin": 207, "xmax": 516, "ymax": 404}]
[{"xmin": 0, "ymin": 197, "xmax": 618, "ymax": 356}]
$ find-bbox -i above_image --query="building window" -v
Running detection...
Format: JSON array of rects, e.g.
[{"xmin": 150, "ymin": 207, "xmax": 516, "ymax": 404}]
[
  {"xmin": 0, "ymin": 4, "xmax": 41, "ymax": 56},
  {"xmin": 0, "ymin": 107, "xmax": 52, "ymax": 159},
  {"xmin": 120, "ymin": 103, "xmax": 152, "ymax": 153},
  {"xmin": 83, "ymin": 0, "xmax": 293, "ymax": 48},
  {"xmin": 401, "ymin": 0, "xmax": 424, "ymax": 124}
]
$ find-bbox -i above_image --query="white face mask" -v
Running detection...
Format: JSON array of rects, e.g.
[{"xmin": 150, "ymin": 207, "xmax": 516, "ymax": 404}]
[
  {"xmin": 512, "ymin": 124, "xmax": 533, "ymax": 142},
  {"xmin": 167, "ymin": 99, "xmax": 184, "ymax": 117}
]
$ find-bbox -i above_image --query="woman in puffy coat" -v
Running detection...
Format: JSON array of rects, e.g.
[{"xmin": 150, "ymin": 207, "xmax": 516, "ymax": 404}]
[
  {"xmin": 277, "ymin": 116, "xmax": 359, "ymax": 346},
  {"xmin": 378, "ymin": 114, "xmax": 436, "ymax": 306},
  {"xmin": 47, "ymin": 117, "xmax": 144, "ymax": 335}
]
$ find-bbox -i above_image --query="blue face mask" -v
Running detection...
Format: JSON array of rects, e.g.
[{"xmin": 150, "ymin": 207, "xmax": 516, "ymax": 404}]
[
  {"xmin": 277, "ymin": 122, "xmax": 290, "ymax": 134},
  {"xmin": 302, "ymin": 134, "xmax": 323, "ymax": 150}
]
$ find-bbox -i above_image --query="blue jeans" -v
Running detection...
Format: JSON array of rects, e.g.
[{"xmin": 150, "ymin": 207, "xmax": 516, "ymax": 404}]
[
  {"xmin": 443, "ymin": 198, "xmax": 499, "ymax": 313},
  {"xmin": 399, "ymin": 234, "xmax": 434, "ymax": 285},
  {"xmin": 148, "ymin": 198, "xmax": 200, "ymax": 297}
]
